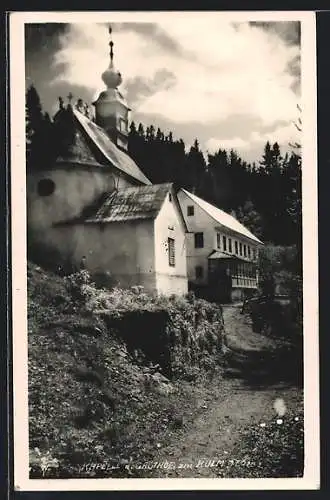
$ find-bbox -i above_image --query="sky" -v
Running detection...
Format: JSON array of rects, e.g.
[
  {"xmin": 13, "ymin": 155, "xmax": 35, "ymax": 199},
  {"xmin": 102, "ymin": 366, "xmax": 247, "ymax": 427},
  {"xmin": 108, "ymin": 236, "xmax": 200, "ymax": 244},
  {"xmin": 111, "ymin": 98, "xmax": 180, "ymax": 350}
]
[{"xmin": 25, "ymin": 17, "xmax": 301, "ymax": 163}]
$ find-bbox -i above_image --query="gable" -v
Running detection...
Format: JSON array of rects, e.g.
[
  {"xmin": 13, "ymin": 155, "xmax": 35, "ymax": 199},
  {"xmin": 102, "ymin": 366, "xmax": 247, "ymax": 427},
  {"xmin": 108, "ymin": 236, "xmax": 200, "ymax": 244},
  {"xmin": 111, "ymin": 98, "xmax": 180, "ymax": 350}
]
[
  {"xmin": 178, "ymin": 189, "xmax": 263, "ymax": 245},
  {"xmin": 55, "ymin": 126, "xmax": 104, "ymax": 166},
  {"xmin": 156, "ymin": 188, "xmax": 188, "ymax": 234}
]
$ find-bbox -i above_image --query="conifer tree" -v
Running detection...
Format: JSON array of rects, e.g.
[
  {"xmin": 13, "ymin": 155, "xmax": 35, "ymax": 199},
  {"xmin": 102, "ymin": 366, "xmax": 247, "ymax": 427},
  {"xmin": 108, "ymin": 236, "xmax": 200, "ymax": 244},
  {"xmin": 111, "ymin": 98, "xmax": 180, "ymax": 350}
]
[
  {"xmin": 26, "ymin": 85, "xmax": 44, "ymax": 166},
  {"xmin": 26, "ymin": 85, "xmax": 54, "ymax": 170}
]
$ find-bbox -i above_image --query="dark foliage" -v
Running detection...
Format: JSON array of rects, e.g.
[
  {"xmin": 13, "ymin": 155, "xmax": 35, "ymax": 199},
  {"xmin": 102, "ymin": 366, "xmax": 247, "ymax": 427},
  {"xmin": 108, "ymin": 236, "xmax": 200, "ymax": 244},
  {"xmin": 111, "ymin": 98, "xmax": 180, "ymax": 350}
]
[
  {"xmin": 128, "ymin": 126, "xmax": 302, "ymax": 245},
  {"xmin": 26, "ymin": 85, "xmax": 55, "ymax": 170}
]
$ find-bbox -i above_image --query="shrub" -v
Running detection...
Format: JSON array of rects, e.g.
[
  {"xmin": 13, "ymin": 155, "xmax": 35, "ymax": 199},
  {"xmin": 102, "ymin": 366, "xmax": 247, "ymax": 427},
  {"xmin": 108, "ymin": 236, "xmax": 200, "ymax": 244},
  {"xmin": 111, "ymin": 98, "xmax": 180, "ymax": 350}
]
[
  {"xmin": 62, "ymin": 271, "xmax": 225, "ymax": 379},
  {"xmin": 259, "ymin": 244, "xmax": 302, "ymax": 297}
]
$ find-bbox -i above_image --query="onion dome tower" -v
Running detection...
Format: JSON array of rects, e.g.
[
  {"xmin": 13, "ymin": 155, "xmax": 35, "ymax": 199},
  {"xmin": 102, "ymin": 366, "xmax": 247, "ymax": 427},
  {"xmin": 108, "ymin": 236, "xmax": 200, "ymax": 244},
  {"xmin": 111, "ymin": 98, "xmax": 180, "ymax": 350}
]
[{"xmin": 93, "ymin": 25, "xmax": 130, "ymax": 150}]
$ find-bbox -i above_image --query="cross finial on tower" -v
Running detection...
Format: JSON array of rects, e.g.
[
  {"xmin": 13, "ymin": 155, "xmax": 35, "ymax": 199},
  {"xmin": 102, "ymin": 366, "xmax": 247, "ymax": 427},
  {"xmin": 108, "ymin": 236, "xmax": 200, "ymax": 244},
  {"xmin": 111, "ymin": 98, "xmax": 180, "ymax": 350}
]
[{"xmin": 109, "ymin": 24, "xmax": 114, "ymax": 64}]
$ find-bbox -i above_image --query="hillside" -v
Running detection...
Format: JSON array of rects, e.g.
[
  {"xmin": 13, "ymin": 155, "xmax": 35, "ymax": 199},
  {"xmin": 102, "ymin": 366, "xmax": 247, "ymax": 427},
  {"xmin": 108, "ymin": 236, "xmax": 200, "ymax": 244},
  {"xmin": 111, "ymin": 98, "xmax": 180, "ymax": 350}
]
[
  {"xmin": 28, "ymin": 262, "xmax": 225, "ymax": 478},
  {"xmin": 28, "ymin": 262, "xmax": 303, "ymax": 479}
]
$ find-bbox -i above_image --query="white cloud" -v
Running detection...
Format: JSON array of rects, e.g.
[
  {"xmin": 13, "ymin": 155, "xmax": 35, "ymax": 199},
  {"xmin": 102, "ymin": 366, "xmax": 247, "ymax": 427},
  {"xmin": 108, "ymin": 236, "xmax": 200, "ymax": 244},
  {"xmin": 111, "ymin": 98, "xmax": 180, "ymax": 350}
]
[
  {"xmin": 206, "ymin": 137, "xmax": 250, "ymax": 152},
  {"xmin": 52, "ymin": 18, "xmax": 300, "ymax": 129},
  {"xmin": 206, "ymin": 122, "xmax": 300, "ymax": 159}
]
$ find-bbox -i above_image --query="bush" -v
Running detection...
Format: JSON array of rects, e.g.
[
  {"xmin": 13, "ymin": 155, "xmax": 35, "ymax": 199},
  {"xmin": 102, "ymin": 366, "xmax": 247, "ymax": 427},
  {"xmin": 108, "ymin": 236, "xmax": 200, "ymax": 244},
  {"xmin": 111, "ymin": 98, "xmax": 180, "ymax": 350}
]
[
  {"xmin": 28, "ymin": 262, "xmax": 225, "ymax": 479},
  {"xmin": 259, "ymin": 244, "xmax": 302, "ymax": 297},
  {"xmin": 63, "ymin": 271, "xmax": 225, "ymax": 379}
]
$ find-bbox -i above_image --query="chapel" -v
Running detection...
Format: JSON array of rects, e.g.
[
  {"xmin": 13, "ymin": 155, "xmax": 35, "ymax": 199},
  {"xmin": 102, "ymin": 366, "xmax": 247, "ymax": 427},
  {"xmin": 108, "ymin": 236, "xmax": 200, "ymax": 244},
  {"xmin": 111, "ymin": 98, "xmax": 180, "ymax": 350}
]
[{"xmin": 27, "ymin": 26, "xmax": 188, "ymax": 296}]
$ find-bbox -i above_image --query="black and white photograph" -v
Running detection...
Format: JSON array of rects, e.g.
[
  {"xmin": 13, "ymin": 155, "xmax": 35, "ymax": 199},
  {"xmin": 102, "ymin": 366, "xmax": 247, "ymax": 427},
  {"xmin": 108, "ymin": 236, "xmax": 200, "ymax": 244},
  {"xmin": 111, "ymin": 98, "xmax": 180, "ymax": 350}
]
[{"xmin": 10, "ymin": 10, "xmax": 319, "ymax": 491}]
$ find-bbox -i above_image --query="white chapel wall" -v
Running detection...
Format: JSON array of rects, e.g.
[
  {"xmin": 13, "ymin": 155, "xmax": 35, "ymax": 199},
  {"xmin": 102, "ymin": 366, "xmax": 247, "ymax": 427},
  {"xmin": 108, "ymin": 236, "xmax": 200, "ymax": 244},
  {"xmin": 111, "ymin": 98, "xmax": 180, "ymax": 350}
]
[
  {"xmin": 27, "ymin": 164, "xmax": 134, "ymax": 250},
  {"xmin": 154, "ymin": 192, "xmax": 188, "ymax": 295}
]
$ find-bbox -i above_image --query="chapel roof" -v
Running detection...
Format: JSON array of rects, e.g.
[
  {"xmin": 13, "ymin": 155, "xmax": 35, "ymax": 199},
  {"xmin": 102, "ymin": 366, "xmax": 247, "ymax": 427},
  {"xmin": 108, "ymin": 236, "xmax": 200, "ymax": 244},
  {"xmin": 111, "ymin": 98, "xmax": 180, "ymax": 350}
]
[
  {"xmin": 84, "ymin": 183, "xmax": 174, "ymax": 223},
  {"xmin": 72, "ymin": 108, "xmax": 151, "ymax": 185},
  {"xmin": 53, "ymin": 105, "xmax": 150, "ymax": 185}
]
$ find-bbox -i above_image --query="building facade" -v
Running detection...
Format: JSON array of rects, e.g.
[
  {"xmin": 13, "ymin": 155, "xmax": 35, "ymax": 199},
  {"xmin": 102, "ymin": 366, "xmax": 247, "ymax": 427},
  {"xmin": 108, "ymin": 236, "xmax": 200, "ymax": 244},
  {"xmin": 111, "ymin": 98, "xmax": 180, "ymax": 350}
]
[{"xmin": 177, "ymin": 189, "xmax": 263, "ymax": 302}]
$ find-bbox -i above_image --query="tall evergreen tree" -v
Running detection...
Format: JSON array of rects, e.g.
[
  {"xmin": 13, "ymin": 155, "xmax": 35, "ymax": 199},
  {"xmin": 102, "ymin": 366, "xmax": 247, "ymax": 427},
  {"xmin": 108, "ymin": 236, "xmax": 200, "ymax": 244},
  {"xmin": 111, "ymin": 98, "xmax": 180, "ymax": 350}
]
[
  {"xmin": 186, "ymin": 139, "xmax": 207, "ymax": 194},
  {"xmin": 26, "ymin": 85, "xmax": 54, "ymax": 170},
  {"xmin": 137, "ymin": 123, "xmax": 145, "ymax": 137},
  {"xmin": 26, "ymin": 85, "xmax": 44, "ymax": 166}
]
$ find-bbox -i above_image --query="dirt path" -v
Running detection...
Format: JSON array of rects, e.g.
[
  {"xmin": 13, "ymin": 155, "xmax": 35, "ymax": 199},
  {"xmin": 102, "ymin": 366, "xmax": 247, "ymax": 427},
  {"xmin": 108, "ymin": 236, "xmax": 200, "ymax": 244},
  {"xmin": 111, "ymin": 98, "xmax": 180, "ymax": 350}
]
[{"xmin": 148, "ymin": 305, "xmax": 302, "ymax": 478}]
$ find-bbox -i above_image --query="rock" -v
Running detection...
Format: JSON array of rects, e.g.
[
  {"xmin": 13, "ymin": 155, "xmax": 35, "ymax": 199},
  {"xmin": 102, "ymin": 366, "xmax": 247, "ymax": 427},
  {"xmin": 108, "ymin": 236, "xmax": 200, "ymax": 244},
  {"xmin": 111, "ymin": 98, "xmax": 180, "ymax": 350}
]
[
  {"xmin": 151, "ymin": 372, "xmax": 170, "ymax": 384},
  {"xmin": 172, "ymin": 415, "xmax": 184, "ymax": 428},
  {"xmin": 155, "ymin": 382, "xmax": 175, "ymax": 396}
]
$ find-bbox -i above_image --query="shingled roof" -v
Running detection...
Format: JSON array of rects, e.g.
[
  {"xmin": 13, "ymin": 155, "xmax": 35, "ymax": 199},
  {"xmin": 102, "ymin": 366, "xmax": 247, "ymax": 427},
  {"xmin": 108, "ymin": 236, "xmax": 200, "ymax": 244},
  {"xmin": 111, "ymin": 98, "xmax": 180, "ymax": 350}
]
[
  {"xmin": 53, "ymin": 106, "xmax": 151, "ymax": 185},
  {"xmin": 73, "ymin": 109, "xmax": 151, "ymax": 185},
  {"xmin": 85, "ymin": 183, "xmax": 173, "ymax": 223}
]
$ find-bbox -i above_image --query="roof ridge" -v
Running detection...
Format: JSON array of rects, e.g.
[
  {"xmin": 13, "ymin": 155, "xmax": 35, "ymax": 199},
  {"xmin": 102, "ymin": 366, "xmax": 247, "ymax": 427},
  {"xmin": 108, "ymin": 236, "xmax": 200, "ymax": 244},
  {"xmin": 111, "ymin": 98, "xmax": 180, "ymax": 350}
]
[
  {"xmin": 72, "ymin": 108, "xmax": 151, "ymax": 185},
  {"xmin": 115, "ymin": 182, "xmax": 173, "ymax": 193},
  {"xmin": 181, "ymin": 189, "xmax": 263, "ymax": 244}
]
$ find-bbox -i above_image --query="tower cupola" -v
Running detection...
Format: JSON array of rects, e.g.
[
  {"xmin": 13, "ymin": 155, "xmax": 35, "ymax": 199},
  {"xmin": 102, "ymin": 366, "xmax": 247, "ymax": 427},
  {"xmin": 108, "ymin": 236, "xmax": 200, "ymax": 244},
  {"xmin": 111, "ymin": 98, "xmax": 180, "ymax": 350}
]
[{"xmin": 93, "ymin": 25, "xmax": 130, "ymax": 151}]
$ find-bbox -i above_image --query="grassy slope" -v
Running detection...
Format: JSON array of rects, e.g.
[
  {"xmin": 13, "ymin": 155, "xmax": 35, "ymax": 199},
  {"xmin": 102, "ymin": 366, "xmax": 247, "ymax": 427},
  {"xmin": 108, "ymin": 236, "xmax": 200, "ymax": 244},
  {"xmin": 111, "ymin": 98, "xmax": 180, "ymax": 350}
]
[
  {"xmin": 28, "ymin": 262, "xmax": 223, "ymax": 478},
  {"xmin": 28, "ymin": 262, "xmax": 304, "ymax": 479}
]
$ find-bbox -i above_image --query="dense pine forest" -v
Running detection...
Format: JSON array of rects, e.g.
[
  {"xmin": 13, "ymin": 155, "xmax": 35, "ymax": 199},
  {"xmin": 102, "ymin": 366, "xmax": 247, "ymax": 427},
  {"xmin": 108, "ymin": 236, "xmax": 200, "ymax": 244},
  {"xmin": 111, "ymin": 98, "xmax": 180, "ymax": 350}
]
[{"xmin": 26, "ymin": 85, "xmax": 302, "ymax": 248}]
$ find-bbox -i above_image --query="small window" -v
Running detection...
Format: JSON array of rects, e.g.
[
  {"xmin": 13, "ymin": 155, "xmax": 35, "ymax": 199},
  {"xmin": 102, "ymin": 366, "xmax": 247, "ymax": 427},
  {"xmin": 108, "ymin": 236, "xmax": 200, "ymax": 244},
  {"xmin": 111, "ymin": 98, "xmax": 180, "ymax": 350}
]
[
  {"xmin": 168, "ymin": 237, "xmax": 175, "ymax": 266},
  {"xmin": 187, "ymin": 205, "xmax": 194, "ymax": 216},
  {"xmin": 37, "ymin": 178, "xmax": 55, "ymax": 197},
  {"xmin": 169, "ymin": 193, "xmax": 172, "ymax": 202},
  {"xmin": 228, "ymin": 238, "xmax": 232, "ymax": 253},
  {"xmin": 235, "ymin": 241, "xmax": 238, "ymax": 255},
  {"xmin": 248, "ymin": 246, "xmax": 251, "ymax": 259},
  {"xmin": 239, "ymin": 242, "xmax": 243, "ymax": 256},
  {"xmin": 222, "ymin": 235, "xmax": 227, "ymax": 252},
  {"xmin": 217, "ymin": 232, "xmax": 221, "ymax": 249},
  {"xmin": 195, "ymin": 266, "xmax": 203, "ymax": 279},
  {"xmin": 243, "ymin": 244, "xmax": 247, "ymax": 257},
  {"xmin": 194, "ymin": 232, "xmax": 204, "ymax": 248},
  {"xmin": 119, "ymin": 118, "xmax": 127, "ymax": 132}
]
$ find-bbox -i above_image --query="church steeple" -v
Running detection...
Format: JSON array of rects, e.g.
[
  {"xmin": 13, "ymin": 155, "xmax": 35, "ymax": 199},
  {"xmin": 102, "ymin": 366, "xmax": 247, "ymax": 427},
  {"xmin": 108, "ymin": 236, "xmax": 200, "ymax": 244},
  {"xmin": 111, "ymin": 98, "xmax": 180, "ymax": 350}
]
[
  {"xmin": 93, "ymin": 24, "xmax": 130, "ymax": 151},
  {"xmin": 101, "ymin": 25, "xmax": 123, "ymax": 90}
]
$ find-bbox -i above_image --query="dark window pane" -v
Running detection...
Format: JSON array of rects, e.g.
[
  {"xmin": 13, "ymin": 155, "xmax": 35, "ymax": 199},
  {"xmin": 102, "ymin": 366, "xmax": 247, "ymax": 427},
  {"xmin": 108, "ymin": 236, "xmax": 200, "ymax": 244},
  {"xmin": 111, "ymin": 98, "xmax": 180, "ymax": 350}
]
[
  {"xmin": 195, "ymin": 266, "xmax": 203, "ymax": 279},
  {"xmin": 194, "ymin": 232, "xmax": 204, "ymax": 248}
]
